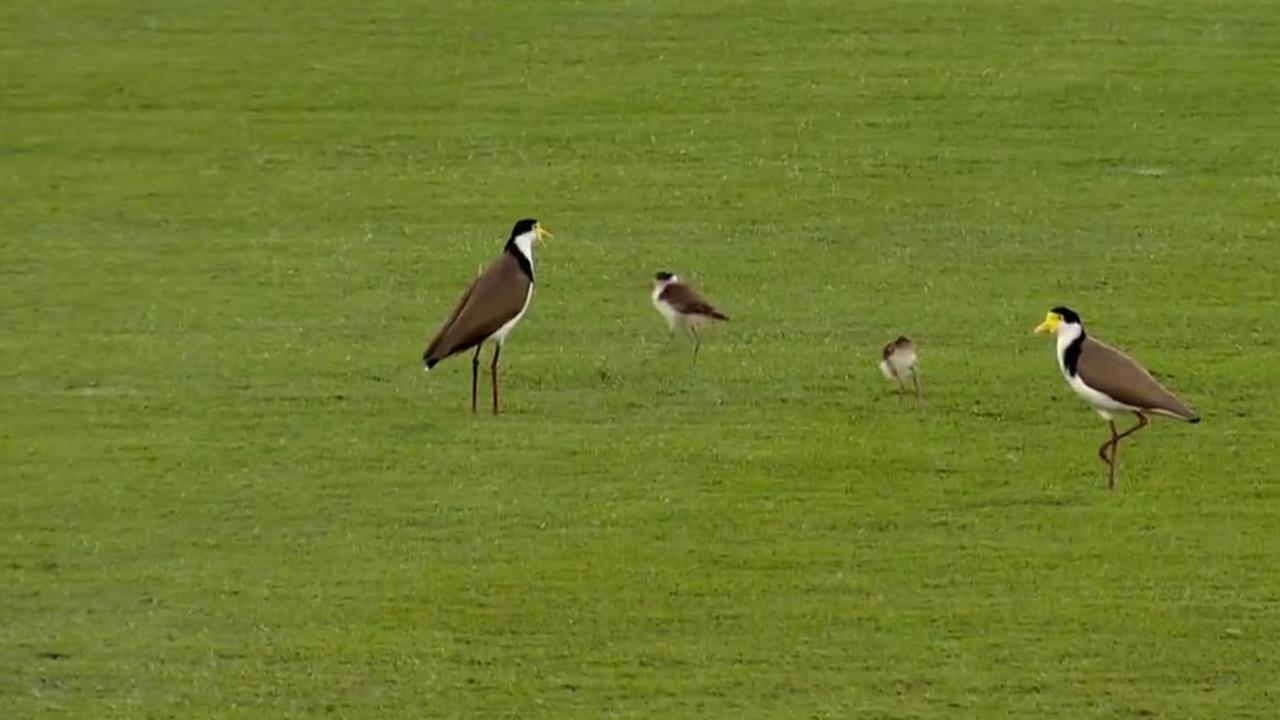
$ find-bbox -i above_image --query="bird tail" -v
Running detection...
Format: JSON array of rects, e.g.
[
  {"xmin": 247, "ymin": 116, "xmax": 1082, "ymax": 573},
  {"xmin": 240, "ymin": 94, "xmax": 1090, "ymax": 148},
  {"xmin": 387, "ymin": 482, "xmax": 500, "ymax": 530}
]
[
  {"xmin": 711, "ymin": 311, "xmax": 729, "ymax": 321},
  {"xmin": 1152, "ymin": 403, "xmax": 1200, "ymax": 423},
  {"xmin": 878, "ymin": 360, "xmax": 894, "ymax": 379},
  {"xmin": 423, "ymin": 356, "xmax": 439, "ymax": 373}
]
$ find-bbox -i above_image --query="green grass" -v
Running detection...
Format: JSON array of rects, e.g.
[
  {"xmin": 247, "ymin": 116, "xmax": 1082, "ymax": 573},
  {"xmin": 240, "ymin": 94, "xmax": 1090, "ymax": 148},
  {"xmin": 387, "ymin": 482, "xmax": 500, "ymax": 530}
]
[{"xmin": 3, "ymin": 0, "xmax": 1279, "ymax": 717}]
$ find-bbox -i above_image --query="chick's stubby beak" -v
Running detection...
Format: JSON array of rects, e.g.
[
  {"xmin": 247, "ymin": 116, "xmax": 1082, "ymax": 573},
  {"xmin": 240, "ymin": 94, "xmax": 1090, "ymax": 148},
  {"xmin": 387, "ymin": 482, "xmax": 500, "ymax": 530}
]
[{"xmin": 1034, "ymin": 312, "xmax": 1059, "ymax": 335}]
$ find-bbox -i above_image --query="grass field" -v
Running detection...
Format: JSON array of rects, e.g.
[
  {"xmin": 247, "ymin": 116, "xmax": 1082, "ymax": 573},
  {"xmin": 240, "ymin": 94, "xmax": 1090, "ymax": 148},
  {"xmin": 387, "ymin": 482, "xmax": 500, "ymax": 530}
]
[{"xmin": 3, "ymin": 0, "xmax": 1279, "ymax": 717}]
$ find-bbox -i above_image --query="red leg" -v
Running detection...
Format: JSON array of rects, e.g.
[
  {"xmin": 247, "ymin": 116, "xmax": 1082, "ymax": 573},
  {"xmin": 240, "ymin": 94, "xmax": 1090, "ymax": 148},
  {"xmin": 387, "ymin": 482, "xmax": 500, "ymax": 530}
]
[
  {"xmin": 1108, "ymin": 413, "xmax": 1150, "ymax": 489},
  {"xmin": 490, "ymin": 343, "xmax": 502, "ymax": 415},
  {"xmin": 1108, "ymin": 431, "xmax": 1118, "ymax": 491},
  {"xmin": 1099, "ymin": 421, "xmax": 1119, "ymax": 490},
  {"xmin": 1099, "ymin": 421, "xmax": 1117, "ymax": 464},
  {"xmin": 470, "ymin": 345, "xmax": 482, "ymax": 413},
  {"xmin": 1113, "ymin": 412, "xmax": 1150, "ymax": 444}
]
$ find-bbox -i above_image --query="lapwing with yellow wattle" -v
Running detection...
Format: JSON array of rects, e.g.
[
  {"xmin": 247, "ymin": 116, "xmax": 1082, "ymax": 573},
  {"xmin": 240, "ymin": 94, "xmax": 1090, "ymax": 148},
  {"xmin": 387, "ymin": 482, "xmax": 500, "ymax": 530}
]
[
  {"xmin": 1034, "ymin": 306, "xmax": 1199, "ymax": 489},
  {"xmin": 422, "ymin": 219, "xmax": 551, "ymax": 414},
  {"xmin": 651, "ymin": 271, "xmax": 729, "ymax": 367},
  {"xmin": 879, "ymin": 335, "xmax": 921, "ymax": 401}
]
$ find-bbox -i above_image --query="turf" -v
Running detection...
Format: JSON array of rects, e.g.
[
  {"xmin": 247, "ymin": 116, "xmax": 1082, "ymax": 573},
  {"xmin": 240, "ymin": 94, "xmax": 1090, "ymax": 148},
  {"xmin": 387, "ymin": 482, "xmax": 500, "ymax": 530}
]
[{"xmin": 3, "ymin": 0, "xmax": 1279, "ymax": 717}]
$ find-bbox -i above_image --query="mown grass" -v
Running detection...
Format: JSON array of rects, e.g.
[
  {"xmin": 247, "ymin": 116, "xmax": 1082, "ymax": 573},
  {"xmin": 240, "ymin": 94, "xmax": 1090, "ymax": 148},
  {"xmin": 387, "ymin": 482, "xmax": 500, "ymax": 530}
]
[{"xmin": 2, "ymin": 1, "xmax": 1278, "ymax": 717}]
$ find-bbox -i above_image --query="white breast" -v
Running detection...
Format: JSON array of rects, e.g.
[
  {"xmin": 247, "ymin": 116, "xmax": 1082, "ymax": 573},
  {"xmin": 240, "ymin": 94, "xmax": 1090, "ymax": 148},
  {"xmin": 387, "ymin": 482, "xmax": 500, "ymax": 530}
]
[
  {"xmin": 1066, "ymin": 373, "xmax": 1137, "ymax": 419},
  {"xmin": 887, "ymin": 348, "xmax": 916, "ymax": 374},
  {"xmin": 652, "ymin": 285, "xmax": 680, "ymax": 328}
]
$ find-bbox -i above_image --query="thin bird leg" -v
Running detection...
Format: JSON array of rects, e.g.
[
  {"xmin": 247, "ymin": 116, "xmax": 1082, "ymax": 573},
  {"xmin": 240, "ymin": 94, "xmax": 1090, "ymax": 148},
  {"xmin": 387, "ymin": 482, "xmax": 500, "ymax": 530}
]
[
  {"xmin": 1111, "ymin": 409, "xmax": 1152, "ymax": 448},
  {"xmin": 1113, "ymin": 412, "xmax": 1150, "ymax": 444},
  {"xmin": 471, "ymin": 344, "xmax": 483, "ymax": 413},
  {"xmin": 1107, "ymin": 413, "xmax": 1150, "ymax": 490},
  {"xmin": 1099, "ymin": 420, "xmax": 1119, "ymax": 489},
  {"xmin": 1109, "ymin": 441, "xmax": 1117, "ymax": 491},
  {"xmin": 1098, "ymin": 421, "xmax": 1118, "ymax": 465},
  {"xmin": 689, "ymin": 324, "xmax": 701, "ymax": 370},
  {"xmin": 911, "ymin": 370, "xmax": 922, "ymax": 402},
  {"xmin": 490, "ymin": 343, "xmax": 502, "ymax": 416}
]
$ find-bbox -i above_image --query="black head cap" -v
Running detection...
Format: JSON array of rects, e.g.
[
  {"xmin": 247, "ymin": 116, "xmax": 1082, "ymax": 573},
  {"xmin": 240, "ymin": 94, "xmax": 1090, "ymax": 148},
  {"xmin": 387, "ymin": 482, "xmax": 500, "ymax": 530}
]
[
  {"xmin": 654, "ymin": 271, "xmax": 674, "ymax": 281},
  {"xmin": 509, "ymin": 218, "xmax": 538, "ymax": 239},
  {"xmin": 1051, "ymin": 306, "xmax": 1082, "ymax": 324}
]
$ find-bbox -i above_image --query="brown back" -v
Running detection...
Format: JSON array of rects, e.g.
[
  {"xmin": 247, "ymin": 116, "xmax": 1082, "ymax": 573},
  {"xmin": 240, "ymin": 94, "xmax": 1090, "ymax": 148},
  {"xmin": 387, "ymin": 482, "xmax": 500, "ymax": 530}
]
[
  {"xmin": 424, "ymin": 252, "xmax": 531, "ymax": 363},
  {"xmin": 882, "ymin": 336, "xmax": 913, "ymax": 360},
  {"xmin": 660, "ymin": 282, "xmax": 728, "ymax": 320},
  {"xmin": 1078, "ymin": 337, "xmax": 1197, "ymax": 420}
]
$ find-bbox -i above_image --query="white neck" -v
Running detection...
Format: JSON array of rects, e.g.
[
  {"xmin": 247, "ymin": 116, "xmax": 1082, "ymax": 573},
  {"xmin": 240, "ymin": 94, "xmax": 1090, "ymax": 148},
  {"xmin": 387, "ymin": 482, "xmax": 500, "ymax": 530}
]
[
  {"xmin": 510, "ymin": 231, "xmax": 536, "ymax": 269},
  {"xmin": 1055, "ymin": 322, "xmax": 1084, "ymax": 372},
  {"xmin": 652, "ymin": 276, "xmax": 678, "ymax": 299}
]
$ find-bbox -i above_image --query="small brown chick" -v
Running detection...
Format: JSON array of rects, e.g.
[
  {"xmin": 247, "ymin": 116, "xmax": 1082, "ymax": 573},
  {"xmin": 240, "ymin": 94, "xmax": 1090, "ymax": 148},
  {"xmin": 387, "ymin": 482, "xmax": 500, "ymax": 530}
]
[{"xmin": 879, "ymin": 336, "xmax": 921, "ymax": 400}]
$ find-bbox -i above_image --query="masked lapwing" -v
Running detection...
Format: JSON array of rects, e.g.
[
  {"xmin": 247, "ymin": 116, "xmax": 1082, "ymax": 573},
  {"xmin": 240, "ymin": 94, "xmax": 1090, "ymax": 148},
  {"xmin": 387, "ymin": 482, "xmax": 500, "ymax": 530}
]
[
  {"xmin": 422, "ymin": 218, "xmax": 551, "ymax": 414},
  {"xmin": 651, "ymin": 271, "xmax": 729, "ymax": 366},
  {"xmin": 1034, "ymin": 306, "xmax": 1200, "ymax": 489},
  {"xmin": 879, "ymin": 336, "xmax": 921, "ymax": 400}
]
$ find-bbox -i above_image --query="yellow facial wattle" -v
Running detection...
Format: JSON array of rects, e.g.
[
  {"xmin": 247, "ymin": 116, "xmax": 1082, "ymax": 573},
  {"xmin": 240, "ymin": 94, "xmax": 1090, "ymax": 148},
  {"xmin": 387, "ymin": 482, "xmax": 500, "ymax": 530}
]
[{"xmin": 1034, "ymin": 312, "xmax": 1061, "ymax": 335}]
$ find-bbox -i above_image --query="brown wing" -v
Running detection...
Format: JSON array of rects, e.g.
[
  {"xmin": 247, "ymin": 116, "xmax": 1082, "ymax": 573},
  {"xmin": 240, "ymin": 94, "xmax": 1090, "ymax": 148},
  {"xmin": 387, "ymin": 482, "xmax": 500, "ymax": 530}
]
[
  {"xmin": 424, "ymin": 253, "xmax": 531, "ymax": 366},
  {"xmin": 660, "ymin": 282, "xmax": 728, "ymax": 320},
  {"xmin": 1078, "ymin": 337, "xmax": 1198, "ymax": 420}
]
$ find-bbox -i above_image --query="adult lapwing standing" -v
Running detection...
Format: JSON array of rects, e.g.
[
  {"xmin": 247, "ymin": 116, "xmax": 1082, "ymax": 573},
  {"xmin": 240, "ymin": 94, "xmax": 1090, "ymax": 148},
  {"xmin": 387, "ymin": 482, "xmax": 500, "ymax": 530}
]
[
  {"xmin": 651, "ymin": 271, "xmax": 729, "ymax": 367},
  {"xmin": 1034, "ymin": 306, "xmax": 1200, "ymax": 489},
  {"xmin": 879, "ymin": 335, "xmax": 921, "ymax": 401},
  {"xmin": 422, "ymin": 218, "xmax": 550, "ymax": 414}
]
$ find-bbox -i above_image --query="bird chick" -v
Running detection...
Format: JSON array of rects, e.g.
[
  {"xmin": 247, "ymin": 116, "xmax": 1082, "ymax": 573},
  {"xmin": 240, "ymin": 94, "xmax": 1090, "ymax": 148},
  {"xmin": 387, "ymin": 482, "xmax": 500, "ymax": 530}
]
[
  {"xmin": 879, "ymin": 336, "xmax": 921, "ymax": 400},
  {"xmin": 651, "ymin": 271, "xmax": 729, "ymax": 367}
]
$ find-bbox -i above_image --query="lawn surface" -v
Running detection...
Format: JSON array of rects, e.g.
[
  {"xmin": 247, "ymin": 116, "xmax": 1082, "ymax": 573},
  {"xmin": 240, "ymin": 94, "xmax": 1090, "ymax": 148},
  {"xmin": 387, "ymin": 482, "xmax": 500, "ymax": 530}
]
[{"xmin": 3, "ymin": 1, "xmax": 1279, "ymax": 717}]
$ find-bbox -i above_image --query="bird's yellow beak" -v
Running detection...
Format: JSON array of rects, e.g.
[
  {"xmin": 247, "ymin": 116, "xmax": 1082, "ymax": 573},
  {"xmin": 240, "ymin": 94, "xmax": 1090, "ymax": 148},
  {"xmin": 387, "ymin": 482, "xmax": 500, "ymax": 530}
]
[
  {"xmin": 1034, "ymin": 311, "xmax": 1061, "ymax": 335},
  {"xmin": 534, "ymin": 223, "xmax": 553, "ymax": 244}
]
